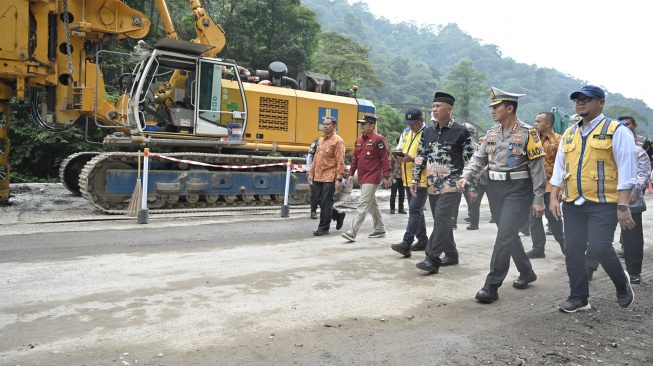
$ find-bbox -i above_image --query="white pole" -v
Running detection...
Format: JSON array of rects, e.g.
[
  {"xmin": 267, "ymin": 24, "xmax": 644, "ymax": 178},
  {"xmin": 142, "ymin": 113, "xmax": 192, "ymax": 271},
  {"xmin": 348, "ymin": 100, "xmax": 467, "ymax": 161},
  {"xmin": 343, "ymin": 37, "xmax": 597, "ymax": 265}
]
[
  {"xmin": 280, "ymin": 158, "xmax": 291, "ymax": 217},
  {"xmin": 138, "ymin": 148, "xmax": 150, "ymax": 224}
]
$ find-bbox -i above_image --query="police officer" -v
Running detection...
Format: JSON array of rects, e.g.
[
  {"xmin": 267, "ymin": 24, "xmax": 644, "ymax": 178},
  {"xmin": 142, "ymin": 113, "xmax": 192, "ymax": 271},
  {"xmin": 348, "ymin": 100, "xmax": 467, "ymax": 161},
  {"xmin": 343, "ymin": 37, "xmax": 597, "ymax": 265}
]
[{"xmin": 457, "ymin": 87, "xmax": 547, "ymax": 304}]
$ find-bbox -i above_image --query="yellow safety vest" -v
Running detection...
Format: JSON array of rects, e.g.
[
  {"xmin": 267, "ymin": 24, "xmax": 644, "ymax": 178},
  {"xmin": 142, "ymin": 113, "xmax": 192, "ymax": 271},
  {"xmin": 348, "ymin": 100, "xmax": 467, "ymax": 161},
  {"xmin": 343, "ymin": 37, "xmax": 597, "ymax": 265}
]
[
  {"xmin": 401, "ymin": 127, "xmax": 427, "ymax": 187},
  {"xmin": 561, "ymin": 118, "xmax": 620, "ymax": 203}
]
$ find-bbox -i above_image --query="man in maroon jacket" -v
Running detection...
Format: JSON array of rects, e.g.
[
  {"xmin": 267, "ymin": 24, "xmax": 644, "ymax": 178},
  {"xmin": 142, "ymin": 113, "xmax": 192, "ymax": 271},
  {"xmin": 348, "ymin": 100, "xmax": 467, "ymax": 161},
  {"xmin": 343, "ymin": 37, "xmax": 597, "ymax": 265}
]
[{"xmin": 342, "ymin": 115, "xmax": 392, "ymax": 242}]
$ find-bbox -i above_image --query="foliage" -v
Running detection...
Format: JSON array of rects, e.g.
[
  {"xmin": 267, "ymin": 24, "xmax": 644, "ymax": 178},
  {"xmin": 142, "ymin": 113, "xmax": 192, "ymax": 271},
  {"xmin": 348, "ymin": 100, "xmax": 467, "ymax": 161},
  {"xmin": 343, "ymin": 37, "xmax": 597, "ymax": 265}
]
[
  {"xmin": 441, "ymin": 59, "xmax": 488, "ymax": 130},
  {"xmin": 7, "ymin": 101, "xmax": 107, "ymax": 183},
  {"xmin": 603, "ymin": 106, "xmax": 646, "ymax": 122},
  {"xmin": 311, "ymin": 32, "xmax": 382, "ymax": 89},
  {"xmin": 216, "ymin": 0, "xmax": 322, "ymax": 77},
  {"xmin": 375, "ymin": 105, "xmax": 404, "ymax": 147},
  {"xmin": 303, "ymin": 0, "xmax": 653, "ymax": 136}
]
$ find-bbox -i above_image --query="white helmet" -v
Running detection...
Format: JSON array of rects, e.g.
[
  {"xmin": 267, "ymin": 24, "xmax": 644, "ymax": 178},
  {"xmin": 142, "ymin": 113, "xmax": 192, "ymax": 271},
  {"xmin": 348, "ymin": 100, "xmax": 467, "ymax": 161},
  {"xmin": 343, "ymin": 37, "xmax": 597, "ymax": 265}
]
[{"xmin": 464, "ymin": 123, "xmax": 477, "ymax": 135}]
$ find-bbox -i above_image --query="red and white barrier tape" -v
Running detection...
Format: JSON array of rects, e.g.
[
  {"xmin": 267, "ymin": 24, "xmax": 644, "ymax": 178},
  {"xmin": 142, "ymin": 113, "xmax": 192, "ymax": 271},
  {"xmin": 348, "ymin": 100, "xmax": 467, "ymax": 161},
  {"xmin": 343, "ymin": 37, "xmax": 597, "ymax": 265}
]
[{"xmin": 150, "ymin": 152, "xmax": 309, "ymax": 170}]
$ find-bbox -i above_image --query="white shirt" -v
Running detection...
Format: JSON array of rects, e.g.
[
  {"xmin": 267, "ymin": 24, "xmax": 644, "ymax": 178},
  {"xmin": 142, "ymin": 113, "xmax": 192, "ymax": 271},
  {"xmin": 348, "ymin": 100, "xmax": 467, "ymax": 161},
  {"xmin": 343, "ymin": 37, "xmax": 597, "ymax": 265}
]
[{"xmin": 549, "ymin": 113, "xmax": 637, "ymax": 205}]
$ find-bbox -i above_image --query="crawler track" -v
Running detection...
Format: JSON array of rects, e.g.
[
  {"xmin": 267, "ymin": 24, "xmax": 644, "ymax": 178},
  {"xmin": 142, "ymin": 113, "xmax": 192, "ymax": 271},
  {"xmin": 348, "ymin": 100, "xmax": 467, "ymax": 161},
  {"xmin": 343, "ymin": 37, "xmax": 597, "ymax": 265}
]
[{"xmin": 78, "ymin": 152, "xmax": 317, "ymax": 214}]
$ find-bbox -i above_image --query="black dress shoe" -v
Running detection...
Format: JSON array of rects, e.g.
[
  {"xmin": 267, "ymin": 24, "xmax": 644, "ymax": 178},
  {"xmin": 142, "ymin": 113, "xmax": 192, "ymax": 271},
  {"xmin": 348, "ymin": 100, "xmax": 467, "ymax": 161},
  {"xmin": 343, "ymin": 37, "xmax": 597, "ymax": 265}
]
[
  {"xmin": 310, "ymin": 211, "xmax": 317, "ymax": 219},
  {"xmin": 546, "ymin": 227, "xmax": 553, "ymax": 235},
  {"xmin": 416, "ymin": 258, "xmax": 439, "ymax": 274},
  {"xmin": 526, "ymin": 249, "xmax": 545, "ymax": 259},
  {"xmin": 489, "ymin": 217, "xmax": 496, "ymax": 223},
  {"xmin": 390, "ymin": 209, "xmax": 396, "ymax": 214},
  {"xmin": 313, "ymin": 230, "xmax": 329, "ymax": 236},
  {"xmin": 336, "ymin": 212, "xmax": 346, "ymax": 230},
  {"xmin": 410, "ymin": 240, "xmax": 427, "ymax": 251},
  {"xmin": 391, "ymin": 242, "xmax": 411, "ymax": 258},
  {"xmin": 475, "ymin": 285, "xmax": 499, "ymax": 303},
  {"xmin": 519, "ymin": 227, "xmax": 530, "ymax": 236},
  {"xmin": 440, "ymin": 256, "xmax": 459, "ymax": 266},
  {"xmin": 398, "ymin": 209, "xmax": 407, "ymax": 214},
  {"xmin": 466, "ymin": 224, "xmax": 479, "ymax": 230},
  {"xmin": 513, "ymin": 271, "xmax": 537, "ymax": 289},
  {"xmin": 464, "ymin": 217, "xmax": 471, "ymax": 222},
  {"xmin": 630, "ymin": 274, "xmax": 641, "ymax": 284}
]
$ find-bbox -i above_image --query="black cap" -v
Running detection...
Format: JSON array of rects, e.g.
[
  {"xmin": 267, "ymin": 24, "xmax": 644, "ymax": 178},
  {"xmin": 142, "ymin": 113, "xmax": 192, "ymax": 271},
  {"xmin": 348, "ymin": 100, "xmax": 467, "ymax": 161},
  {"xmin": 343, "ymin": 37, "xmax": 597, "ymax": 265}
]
[
  {"xmin": 403, "ymin": 107, "xmax": 423, "ymax": 125},
  {"xmin": 357, "ymin": 114, "xmax": 377, "ymax": 124},
  {"xmin": 433, "ymin": 92, "xmax": 455, "ymax": 106}
]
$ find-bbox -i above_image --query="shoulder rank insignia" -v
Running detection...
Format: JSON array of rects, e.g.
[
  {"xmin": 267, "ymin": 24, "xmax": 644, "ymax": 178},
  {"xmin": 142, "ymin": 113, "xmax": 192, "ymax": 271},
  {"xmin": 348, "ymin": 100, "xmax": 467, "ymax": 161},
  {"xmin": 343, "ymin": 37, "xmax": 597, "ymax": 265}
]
[{"xmin": 526, "ymin": 128, "xmax": 545, "ymax": 160}]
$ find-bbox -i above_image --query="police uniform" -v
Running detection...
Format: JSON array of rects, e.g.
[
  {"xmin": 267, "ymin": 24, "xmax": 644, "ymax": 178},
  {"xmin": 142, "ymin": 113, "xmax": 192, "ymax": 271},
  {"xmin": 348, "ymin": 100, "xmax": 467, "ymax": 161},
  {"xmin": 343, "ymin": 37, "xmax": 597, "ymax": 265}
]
[{"xmin": 462, "ymin": 87, "xmax": 547, "ymax": 302}]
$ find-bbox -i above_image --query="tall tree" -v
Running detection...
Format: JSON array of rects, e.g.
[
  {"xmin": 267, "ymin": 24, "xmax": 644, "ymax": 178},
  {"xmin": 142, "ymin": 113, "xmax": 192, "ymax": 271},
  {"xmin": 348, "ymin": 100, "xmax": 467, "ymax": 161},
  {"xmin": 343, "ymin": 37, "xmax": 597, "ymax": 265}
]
[
  {"xmin": 311, "ymin": 32, "xmax": 382, "ymax": 89},
  {"xmin": 217, "ymin": 0, "xmax": 321, "ymax": 76},
  {"xmin": 442, "ymin": 59, "xmax": 487, "ymax": 128},
  {"xmin": 375, "ymin": 105, "xmax": 404, "ymax": 147}
]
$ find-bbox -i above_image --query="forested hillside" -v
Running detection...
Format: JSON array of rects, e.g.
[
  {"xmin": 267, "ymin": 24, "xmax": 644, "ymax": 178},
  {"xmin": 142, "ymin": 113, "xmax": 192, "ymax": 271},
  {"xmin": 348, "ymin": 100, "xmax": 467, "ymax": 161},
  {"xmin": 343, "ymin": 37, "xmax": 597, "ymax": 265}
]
[{"xmin": 304, "ymin": 0, "xmax": 653, "ymax": 135}]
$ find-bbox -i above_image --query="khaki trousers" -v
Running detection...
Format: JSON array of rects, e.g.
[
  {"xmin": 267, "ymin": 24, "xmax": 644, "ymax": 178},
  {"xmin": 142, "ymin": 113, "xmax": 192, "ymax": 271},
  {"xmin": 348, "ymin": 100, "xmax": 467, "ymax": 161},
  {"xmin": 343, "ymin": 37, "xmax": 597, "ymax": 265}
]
[{"xmin": 349, "ymin": 183, "xmax": 385, "ymax": 235}]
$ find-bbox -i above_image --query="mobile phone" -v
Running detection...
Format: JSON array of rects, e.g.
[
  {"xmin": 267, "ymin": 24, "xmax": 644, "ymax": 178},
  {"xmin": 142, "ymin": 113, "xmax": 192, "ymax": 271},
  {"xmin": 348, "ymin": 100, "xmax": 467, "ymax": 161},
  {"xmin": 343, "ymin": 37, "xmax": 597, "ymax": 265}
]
[{"xmin": 391, "ymin": 150, "xmax": 405, "ymax": 157}]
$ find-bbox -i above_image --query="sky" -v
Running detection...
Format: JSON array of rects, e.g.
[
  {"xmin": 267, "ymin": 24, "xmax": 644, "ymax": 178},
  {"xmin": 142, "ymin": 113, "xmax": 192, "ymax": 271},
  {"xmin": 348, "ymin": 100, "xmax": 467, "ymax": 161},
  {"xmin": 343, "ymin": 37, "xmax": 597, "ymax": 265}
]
[{"xmin": 351, "ymin": 0, "xmax": 652, "ymax": 108}]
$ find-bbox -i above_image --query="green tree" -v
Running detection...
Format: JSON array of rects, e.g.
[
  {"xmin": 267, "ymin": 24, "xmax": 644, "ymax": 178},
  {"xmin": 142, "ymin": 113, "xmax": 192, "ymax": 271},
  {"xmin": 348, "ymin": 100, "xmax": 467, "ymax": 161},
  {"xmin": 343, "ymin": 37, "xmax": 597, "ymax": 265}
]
[
  {"xmin": 604, "ymin": 105, "xmax": 649, "ymax": 136},
  {"xmin": 442, "ymin": 59, "xmax": 488, "ymax": 129},
  {"xmin": 7, "ymin": 102, "xmax": 108, "ymax": 182},
  {"xmin": 375, "ymin": 105, "xmax": 404, "ymax": 147},
  {"xmin": 311, "ymin": 32, "xmax": 382, "ymax": 89},
  {"xmin": 218, "ymin": 0, "xmax": 321, "ymax": 76}
]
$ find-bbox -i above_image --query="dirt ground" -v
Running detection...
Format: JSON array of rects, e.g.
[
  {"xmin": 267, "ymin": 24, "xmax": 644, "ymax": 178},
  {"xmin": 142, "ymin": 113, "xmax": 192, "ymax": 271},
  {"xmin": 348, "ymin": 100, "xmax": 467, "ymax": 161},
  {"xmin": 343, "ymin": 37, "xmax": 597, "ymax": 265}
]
[{"xmin": 1, "ymin": 184, "xmax": 652, "ymax": 365}]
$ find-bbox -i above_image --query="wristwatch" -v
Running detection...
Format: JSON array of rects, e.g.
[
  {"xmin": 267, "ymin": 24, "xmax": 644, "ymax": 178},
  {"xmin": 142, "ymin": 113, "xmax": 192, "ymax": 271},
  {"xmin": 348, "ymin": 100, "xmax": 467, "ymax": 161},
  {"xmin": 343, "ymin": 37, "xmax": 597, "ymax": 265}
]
[
  {"xmin": 617, "ymin": 203, "xmax": 629, "ymax": 212},
  {"xmin": 383, "ymin": 176, "xmax": 390, "ymax": 179}
]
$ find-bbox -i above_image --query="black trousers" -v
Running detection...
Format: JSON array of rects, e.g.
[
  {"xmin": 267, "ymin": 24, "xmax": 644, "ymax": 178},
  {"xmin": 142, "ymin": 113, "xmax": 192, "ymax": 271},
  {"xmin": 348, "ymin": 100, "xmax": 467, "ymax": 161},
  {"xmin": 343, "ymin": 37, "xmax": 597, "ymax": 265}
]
[
  {"xmin": 451, "ymin": 191, "xmax": 466, "ymax": 222},
  {"xmin": 310, "ymin": 183, "xmax": 318, "ymax": 213},
  {"xmin": 390, "ymin": 178, "xmax": 405, "ymax": 211},
  {"xmin": 485, "ymin": 178, "xmax": 534, "ymax": 288},
  {"xmin": 621, "ymin": 212, "xmax": 644, "ymax": 276},
  {"xmin": 313, "ymin": 181, "xmax": 336, "ymax": 231},
  {"xmin": 468, "ymin": 184, "xmax": 487, "ymax": 227},
  {"xmin": 425, "ymin": 192, "xmax": 460, "ymax": 265},
  {"xmin": 529, "ymin": 192, "xmax": 564, "ymax": 253}
]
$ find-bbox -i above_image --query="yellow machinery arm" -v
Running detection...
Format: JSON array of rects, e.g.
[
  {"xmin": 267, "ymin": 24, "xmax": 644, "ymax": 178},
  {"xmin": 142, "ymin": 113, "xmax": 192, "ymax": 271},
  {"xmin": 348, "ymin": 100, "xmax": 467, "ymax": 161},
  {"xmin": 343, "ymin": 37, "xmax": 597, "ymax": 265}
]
[{"xmin": 0, "ymin": 0, "xmax": 151, "ymax": 203}]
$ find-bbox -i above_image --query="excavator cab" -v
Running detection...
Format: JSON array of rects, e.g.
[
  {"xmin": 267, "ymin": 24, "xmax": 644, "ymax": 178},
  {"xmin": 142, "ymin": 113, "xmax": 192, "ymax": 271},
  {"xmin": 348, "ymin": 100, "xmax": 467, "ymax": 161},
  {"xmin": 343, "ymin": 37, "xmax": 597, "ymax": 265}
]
[{"xmin": 129, "ymin": 39, "xmax": 247, "ymax": 139}]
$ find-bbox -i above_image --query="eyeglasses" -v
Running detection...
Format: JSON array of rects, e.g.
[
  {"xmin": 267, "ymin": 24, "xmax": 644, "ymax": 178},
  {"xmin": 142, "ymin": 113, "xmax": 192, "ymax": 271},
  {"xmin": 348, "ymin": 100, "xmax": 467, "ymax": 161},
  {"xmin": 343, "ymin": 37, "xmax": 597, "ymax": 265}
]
[{"xmin": 574, "ymin": 97, "xmax": 596, "ymax": 105}]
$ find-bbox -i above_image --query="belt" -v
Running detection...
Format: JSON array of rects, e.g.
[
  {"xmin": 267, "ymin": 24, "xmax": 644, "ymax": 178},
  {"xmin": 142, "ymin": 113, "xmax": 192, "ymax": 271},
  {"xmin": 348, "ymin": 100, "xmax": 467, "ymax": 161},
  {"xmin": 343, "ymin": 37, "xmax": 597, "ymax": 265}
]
[{"xmin": 488, "ymin": 170, "xmax": 529, "ymax": 181}]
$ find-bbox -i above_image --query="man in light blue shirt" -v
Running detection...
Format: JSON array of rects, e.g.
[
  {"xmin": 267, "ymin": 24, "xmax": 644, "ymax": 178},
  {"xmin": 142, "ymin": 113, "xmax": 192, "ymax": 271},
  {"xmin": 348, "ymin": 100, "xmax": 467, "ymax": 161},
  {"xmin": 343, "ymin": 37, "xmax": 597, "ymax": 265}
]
[{"xmin": 549, "ymin": 85, "xmax": 637, "ymax": 313}]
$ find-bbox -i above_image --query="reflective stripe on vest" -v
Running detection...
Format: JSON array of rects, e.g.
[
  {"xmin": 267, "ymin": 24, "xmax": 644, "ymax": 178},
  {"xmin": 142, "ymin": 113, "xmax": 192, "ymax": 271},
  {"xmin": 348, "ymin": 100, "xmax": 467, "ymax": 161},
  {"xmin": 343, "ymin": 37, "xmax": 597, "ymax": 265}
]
[
  {"xmin": 562, "ymin": 118, "xmax": 619, "ymax": 203},
  {"xmin": 402, "ymin": 128, "xmax": 427, "ymax": 186}
]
